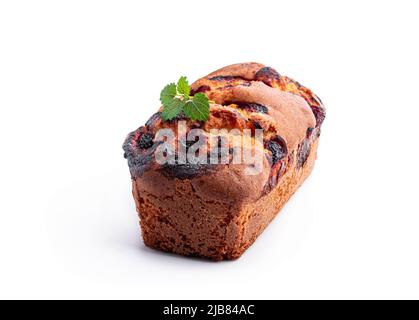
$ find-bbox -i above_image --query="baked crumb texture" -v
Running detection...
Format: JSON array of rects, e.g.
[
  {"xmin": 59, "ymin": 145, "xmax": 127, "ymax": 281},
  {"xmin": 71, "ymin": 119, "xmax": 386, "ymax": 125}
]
[{"xmin": 124, "ymin": 63, "xmax": 326, "ymax": 260}]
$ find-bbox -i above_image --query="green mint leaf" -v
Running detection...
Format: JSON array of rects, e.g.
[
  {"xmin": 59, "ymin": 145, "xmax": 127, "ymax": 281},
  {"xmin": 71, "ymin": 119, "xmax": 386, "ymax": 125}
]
[
  {"xmin": 184, "ymin": 93, "xmax": 210, "ymax": 121},
  {"xmin": 160, "ymin": 83, "xmax": 177, "ymax": 106},
  {"xmin": 161, "ymin": 99, "xmax": 185, "ymax": 121},
  {"xmin": 177, "ymin": 76, "xmax": 190, "ymax": 98}
]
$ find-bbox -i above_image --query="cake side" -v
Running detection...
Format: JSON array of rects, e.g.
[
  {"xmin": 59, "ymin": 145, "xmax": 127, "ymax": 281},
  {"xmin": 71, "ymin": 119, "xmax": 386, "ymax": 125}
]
[
  {"xmin": 229, "ymin": 140, "xmax": 319, "ymax": 259},
  {"xmin": 132, "ymin": 139, "xmax": 318, "ymax": 260}
]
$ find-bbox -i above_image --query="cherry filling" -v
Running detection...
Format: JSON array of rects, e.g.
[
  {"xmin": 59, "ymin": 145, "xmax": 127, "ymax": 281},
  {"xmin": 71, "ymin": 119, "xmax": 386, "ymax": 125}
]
[
  {"xmin": 265, "ymin": 136, "xmax": 288, "ymax": 166},
  {"xmin": 160, "ymin": 163, "xmax": 213, "ymax": 180},
  {"xmin": 123, "ymin": 128, "xmax": 161, "ymax": 177},
  {"xmin": 209, "ymin": 75, "xmax": 240, "ymax": 81},
  {"xmin": 190, "ymin": 85, "xmax": 211, "ymax": 96},
  {"xmin": 169, "ymin": 112, "xmax": 189, "ymax": 122},
  {"xmin": 161, "ymin": 137, "xmax": 214, "ymax": 180},
  {"xmin": 267, "ymin": 142, "xmax": 286, "ymax": 165},
  {"xmin": 297, "ymin": 139, "xmax": 311, "ymax": 169},
  {"xmin": 262, "ymin": 136, "xmax": 288, "ymax": 194},
  {"xmin": 145, "ymin": 112, "xmax": 162, "ymax": 129},
  {"xmin": 235, "ymin": 103, "xmax": 269, "ymax": 114},
  {"xmin": 311, "ymin": 105, "xmax": 326, "ymax": 127},
  {"xmin": 306, "ymin": 127, "xmax": 314, "ymax": 139},
  {"xmin": 252, "ymin": 121, "xmax": 263, "ymax": 129},
  {"xmin": 137, "ymin": 133, "xmax": 154, "ymax": 149},
  {"xmin": 255, "ymin": 67, "xmax": 281, "ymax": 86}
]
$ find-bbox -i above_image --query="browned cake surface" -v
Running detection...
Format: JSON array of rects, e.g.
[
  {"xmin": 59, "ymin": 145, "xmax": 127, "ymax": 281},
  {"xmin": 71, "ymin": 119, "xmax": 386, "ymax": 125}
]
[{"xmin": 123, "ymin": 62, "xmax": 326, "ymax": 260}]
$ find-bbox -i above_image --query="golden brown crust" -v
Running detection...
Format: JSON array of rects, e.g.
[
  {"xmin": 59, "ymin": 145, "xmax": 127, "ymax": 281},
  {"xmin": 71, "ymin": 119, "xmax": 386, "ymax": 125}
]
[
  {"xmin": 191, "ymin": 62, "xmax": 325, "ymax": 129},
  {"xmin": 211, "ymin": 81, "xmax": 315, "ymax": 150},
  {"xmin": 149, "ymin": 62, "xmax": 317, "ymax": 150},
  {"xmin": 190, "ymin": 63, "xmax": 317, "ymax": 151},
  {"xmin": 124, "ymin": 63, "xmax": 323, "ymax": 182},
  {"xmin": 206, "ymin": 62, "xmax": 266, "ymax": 80}
]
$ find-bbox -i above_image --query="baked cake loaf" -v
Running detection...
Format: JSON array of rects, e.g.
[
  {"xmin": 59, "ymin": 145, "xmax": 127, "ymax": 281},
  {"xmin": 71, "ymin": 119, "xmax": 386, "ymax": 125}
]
[{"xmin": 123, "ymin": 63, "xmax": 325, "ymax": 260}]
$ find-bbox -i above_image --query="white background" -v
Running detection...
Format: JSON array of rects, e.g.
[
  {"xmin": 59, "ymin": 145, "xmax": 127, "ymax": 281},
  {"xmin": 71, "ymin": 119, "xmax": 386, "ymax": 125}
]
[{"xmin": 1, "ymin": 0, "xmax": 418, "ymax": 300}]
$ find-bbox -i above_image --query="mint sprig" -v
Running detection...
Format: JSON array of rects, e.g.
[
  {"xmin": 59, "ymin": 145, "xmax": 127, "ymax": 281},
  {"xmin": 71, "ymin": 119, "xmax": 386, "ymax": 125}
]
[
  {"xmin": 177, "ymin": 76, "xmax": 190, "ymax": 97},
  {"xmin": 160, "ymin": 77, "xmax": 210, "ymax": 122},
  {"xmin": 160, "ymin": 83, "xmax": 177, "ymax": 106},
  {"xmin": 184, "ymin": 93, "xmax": 210, "ymax": 121}
]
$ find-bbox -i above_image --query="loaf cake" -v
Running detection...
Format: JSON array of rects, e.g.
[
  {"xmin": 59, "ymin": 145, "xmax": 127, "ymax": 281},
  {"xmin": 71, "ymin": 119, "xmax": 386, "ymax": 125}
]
[{"xmin": 123, "ymin": 62, "xmax": 325, "ymax": 261}]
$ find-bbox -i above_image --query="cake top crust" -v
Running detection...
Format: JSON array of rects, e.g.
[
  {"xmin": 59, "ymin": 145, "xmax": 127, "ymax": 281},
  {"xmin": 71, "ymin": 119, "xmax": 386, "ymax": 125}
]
[{"xmin": 123, "ymin": 62, "xmax": 325, "ymax": 193}]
